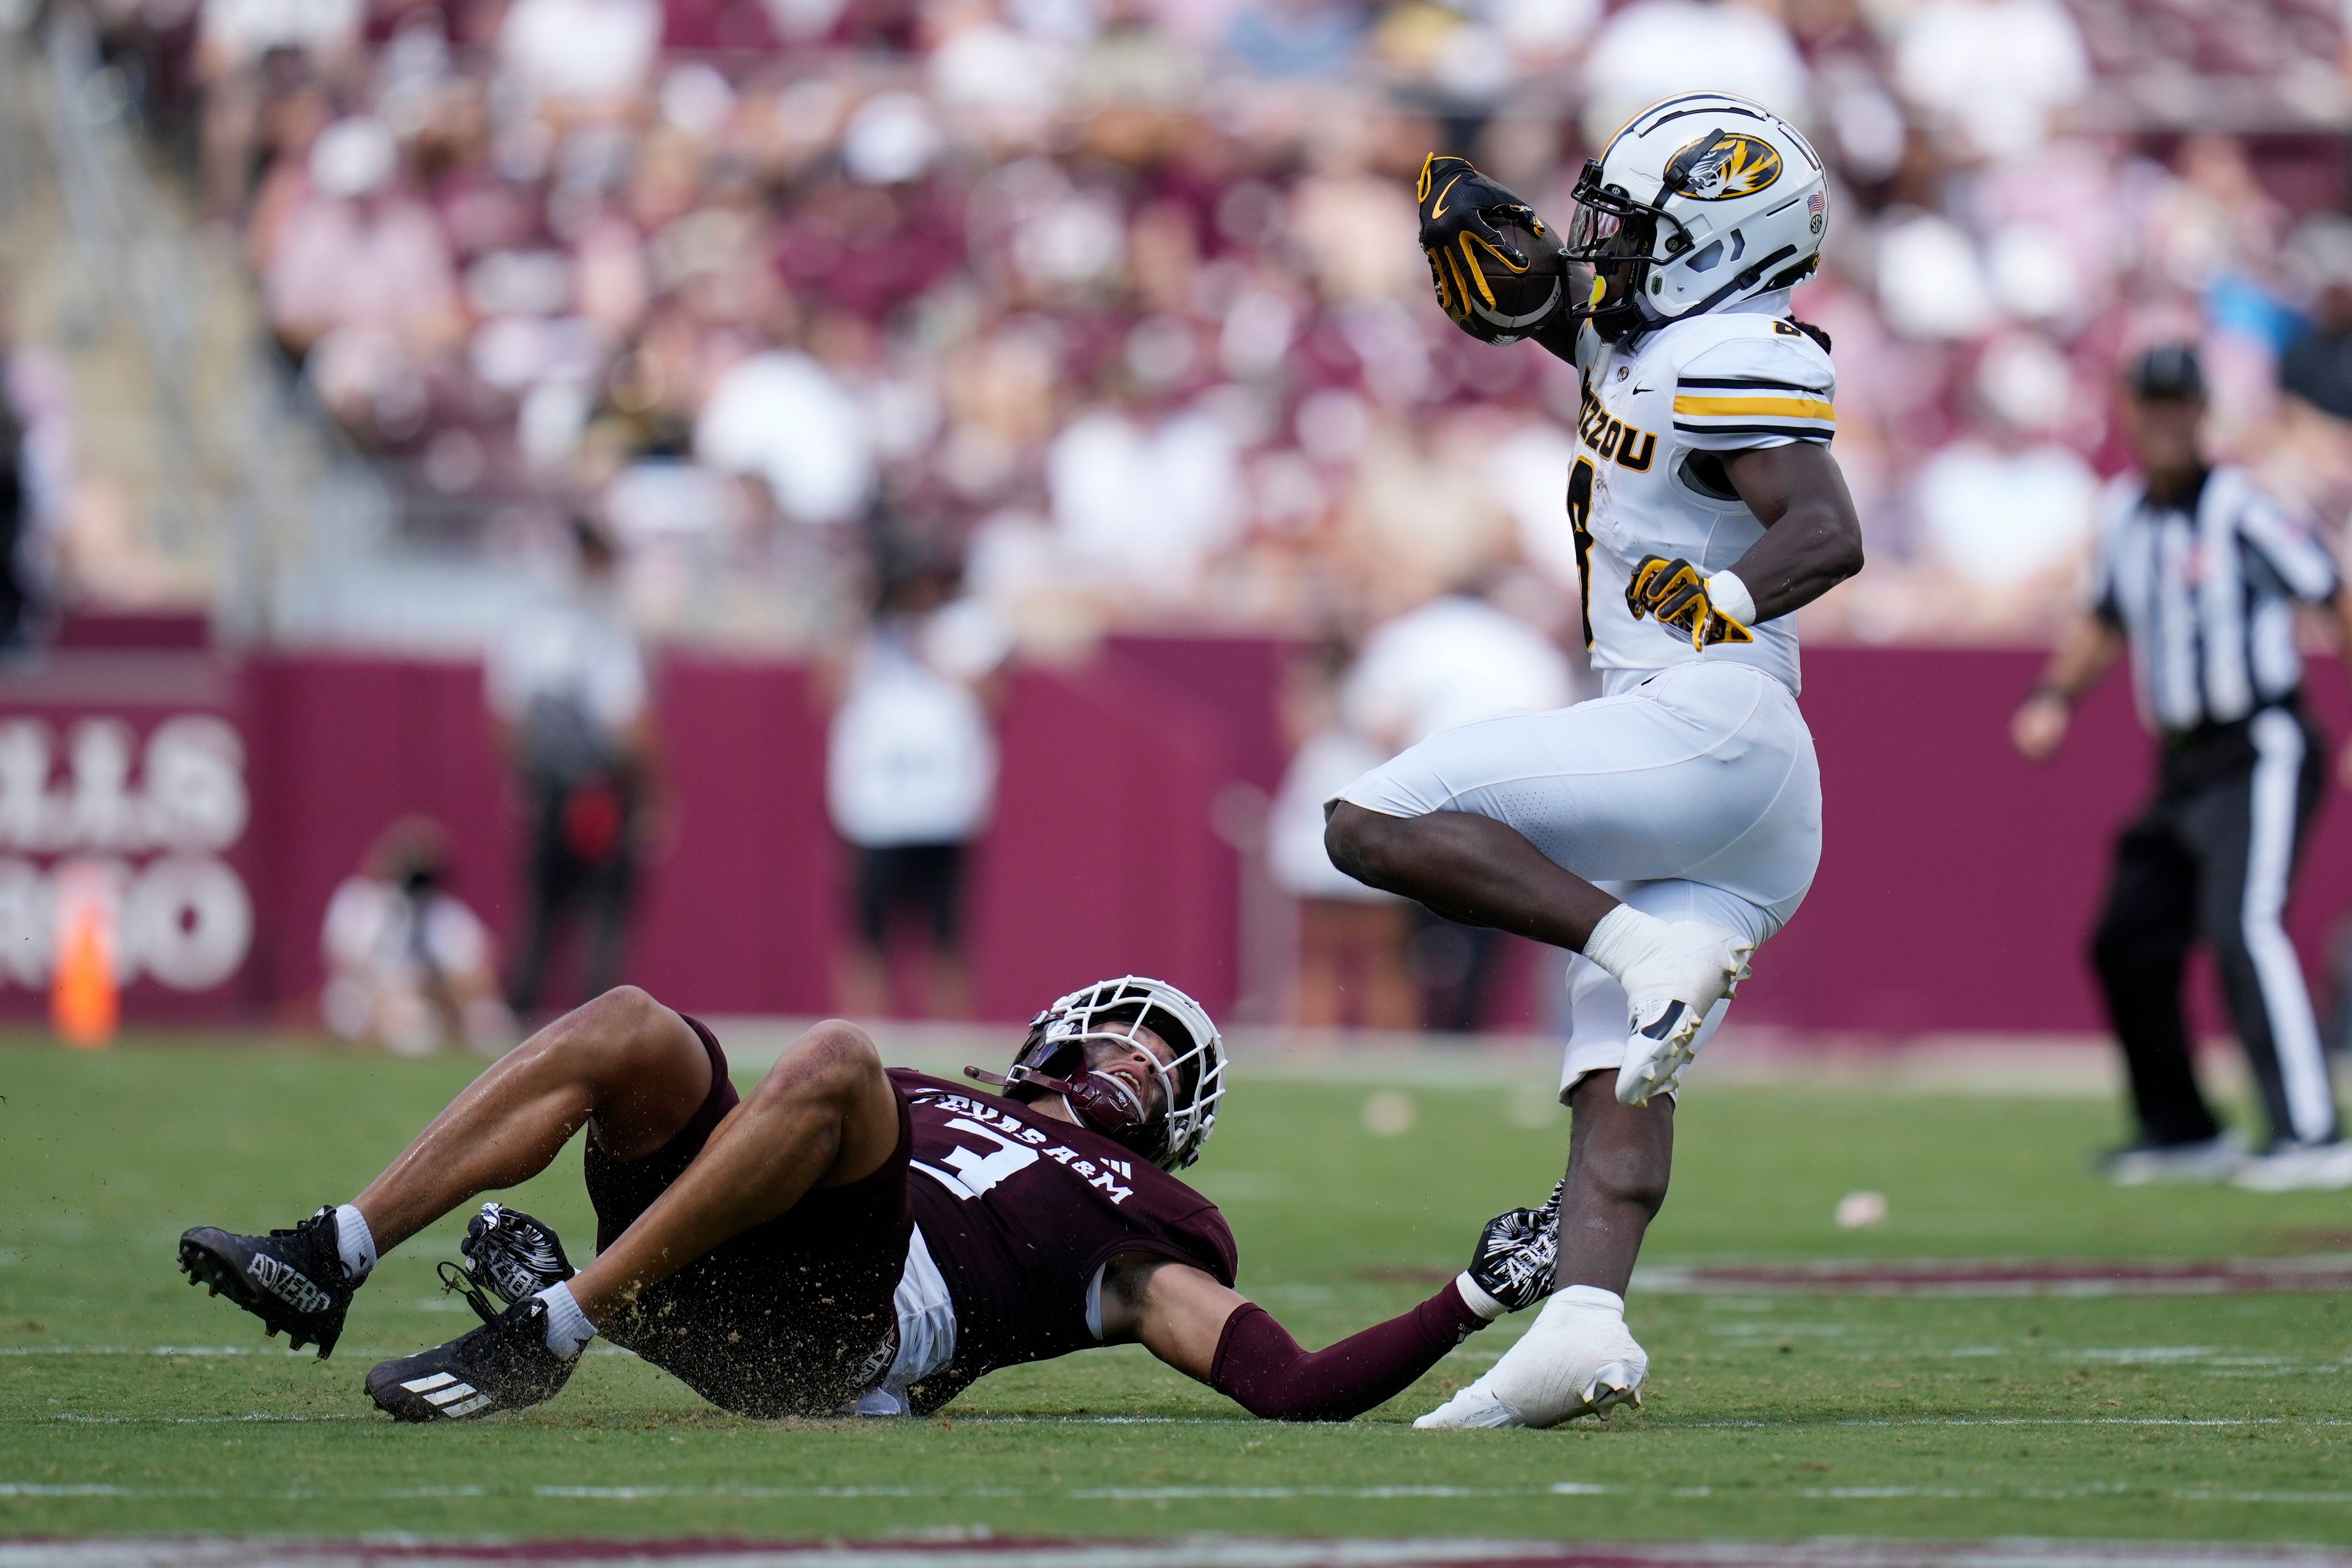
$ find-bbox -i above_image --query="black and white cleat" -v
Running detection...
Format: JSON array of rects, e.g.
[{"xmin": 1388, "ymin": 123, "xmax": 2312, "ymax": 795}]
[
  {"xmin": 177, "ymin": 1207, "xmax": 357, "ymax": 1359},
  {"xmin": 366, "ymin": 1297, "xmax": 576, "ymax": 1423}
]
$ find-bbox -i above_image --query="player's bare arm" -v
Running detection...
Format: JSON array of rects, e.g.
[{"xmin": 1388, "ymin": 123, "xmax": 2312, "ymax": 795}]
[{"xmin": 1714, "ymin": 443, "xmax": 1864, "ymax": 621}]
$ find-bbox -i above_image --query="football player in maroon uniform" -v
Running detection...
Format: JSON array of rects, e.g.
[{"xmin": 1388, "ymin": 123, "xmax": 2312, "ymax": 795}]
[{"xmin": 178, "ymin": 976, "xmax": 1561, "ymax": 1422}]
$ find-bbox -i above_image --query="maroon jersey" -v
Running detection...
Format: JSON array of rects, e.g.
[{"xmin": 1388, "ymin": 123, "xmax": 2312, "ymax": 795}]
[{"xmin": 888, "ymin": 1070, "xmax": 1238, "ymax": 1413}]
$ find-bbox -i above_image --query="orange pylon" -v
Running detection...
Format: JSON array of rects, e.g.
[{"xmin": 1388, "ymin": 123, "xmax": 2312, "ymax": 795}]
[{"xmin": 51, "ymin": 864, "xmax": 119, "ymax": 1049}]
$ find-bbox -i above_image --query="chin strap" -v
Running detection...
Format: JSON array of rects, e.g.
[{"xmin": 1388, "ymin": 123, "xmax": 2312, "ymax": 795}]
[{"xmin": 963, "ymin": 1063, "xmax": 1153, "ymax": 1146}]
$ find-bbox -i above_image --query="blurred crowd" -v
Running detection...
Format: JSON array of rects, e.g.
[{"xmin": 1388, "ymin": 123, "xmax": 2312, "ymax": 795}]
[
  {"xmin": 59, "ymin": 0, "xmax": 2352, "ymax": 657},
  {"xmin": 25, "ymin": 0, "xmax": 2352, "ymax": 1028}
]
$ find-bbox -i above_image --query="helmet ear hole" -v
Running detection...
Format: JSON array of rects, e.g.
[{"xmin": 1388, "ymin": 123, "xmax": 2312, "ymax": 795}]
[{"xmin": 1686, "ymin": 239, "xmax": 1725, "ymax": 273}]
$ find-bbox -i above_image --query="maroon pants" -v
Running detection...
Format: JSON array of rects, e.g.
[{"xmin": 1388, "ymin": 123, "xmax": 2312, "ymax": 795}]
[{"xmin": 582, "ymin": 1016, "xmax": 914, "ymax": 1417}]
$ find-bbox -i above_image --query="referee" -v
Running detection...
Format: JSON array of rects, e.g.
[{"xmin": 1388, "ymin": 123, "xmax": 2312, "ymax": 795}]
[{"xmin": 2013, "ymin": 344, "xmax": 2352, "ymax": 1192}]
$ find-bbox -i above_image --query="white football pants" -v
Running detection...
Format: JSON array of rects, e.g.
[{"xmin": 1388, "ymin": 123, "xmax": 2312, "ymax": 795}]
[{"xmin": 1335, "ymin": 661, "xmax": 1822, "ymax": 1096}]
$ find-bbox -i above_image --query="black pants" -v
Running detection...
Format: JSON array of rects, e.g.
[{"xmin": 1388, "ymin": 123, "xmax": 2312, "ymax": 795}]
[
  {"xmin": 2091, "ymin": 703, "xmax": 2338, "ymax": 1150},
  {"xmin": 510, "ymin": 778, "xmax": 637, "ymax": 1014},
  {"xmin": 850, "ymin": 842, "xmax": 968, "ymax": 950}
]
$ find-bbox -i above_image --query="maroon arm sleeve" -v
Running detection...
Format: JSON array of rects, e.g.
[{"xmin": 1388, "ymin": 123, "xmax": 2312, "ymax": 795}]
[{"xmin": 1207, "ymin": 1281, "xmax": 1487, "ymax": 1422}]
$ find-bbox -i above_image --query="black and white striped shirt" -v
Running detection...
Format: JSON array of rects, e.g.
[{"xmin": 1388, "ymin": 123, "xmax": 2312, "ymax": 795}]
[{"xmin": 2087, "ymin": 466, "xmax": 2341, "ymax": 736}]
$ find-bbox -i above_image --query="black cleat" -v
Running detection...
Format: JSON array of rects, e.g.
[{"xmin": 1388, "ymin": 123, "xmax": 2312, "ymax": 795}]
[
  {"xmin": 178, "ymin": 1207, "xmax": 357, "ymax": 1359},
  {"xmin": 368, "ymin": 1297, "xmax": 575, "ymax": 1422}
]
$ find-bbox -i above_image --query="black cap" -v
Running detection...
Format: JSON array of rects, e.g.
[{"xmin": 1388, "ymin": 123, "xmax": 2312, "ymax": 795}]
[{"xmin": 2125, "ymin": 342, "xmax": 2205, "ymax": 402}]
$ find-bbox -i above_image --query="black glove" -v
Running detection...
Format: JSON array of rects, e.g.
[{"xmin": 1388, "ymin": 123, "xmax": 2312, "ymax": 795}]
[
  {"xmin": 1417, "ymin": 153, "xmax": 1547, "ymax": 339},
  {"xmin": 1466, "ymin": 1178, "xmax": 1564, "ymax": 1314},
  {"xmin": 1626, "ymin": 555, "xmax": 1756, "ymax": 650},
  {"xmin": 439, "ymin": 1202, "xmax": 576, "ymax": 1325}
]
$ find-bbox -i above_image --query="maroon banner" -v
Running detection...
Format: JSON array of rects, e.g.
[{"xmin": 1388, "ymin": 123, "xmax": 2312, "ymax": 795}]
[
  {"xmin": 1, "ymin": 641, "xmax": 2344, "ymax": 1039},
  {"xmin": 0, "ymin": 655, "xmax": 257, "ymax": 1020}
]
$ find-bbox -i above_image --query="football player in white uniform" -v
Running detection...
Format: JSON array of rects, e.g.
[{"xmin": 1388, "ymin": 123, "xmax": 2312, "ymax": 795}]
[{"xmin": 1324, "ymin": 94, "xmax": 1865, "ymax": 1428}]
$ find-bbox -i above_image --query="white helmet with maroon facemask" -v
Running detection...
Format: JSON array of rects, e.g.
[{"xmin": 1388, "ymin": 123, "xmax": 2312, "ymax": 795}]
[{"xmin": 966, "ymin": 976, "xmax": 1227, "ymax": 1170}]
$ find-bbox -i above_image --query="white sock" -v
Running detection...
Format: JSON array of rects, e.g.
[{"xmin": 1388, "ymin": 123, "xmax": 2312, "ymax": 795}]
[
  {"xmin": 1475, "ymin": 1287, "xmax": 1627, "ymax": 1385},
  {"xmin": 1550, "ymin": 1284, "xmax": 1626, "ymax": 1316},
  {"xmin": 535, "ymin": 1280, "xmax": 596, "ymax": 1361},
  {"xmin": 333, "ymin": 1204, "xmax": 377, "ymax": 1280},
  {"xmin": 1579, "ymin": 905, "xmax": 1671, "ymax": 984}
]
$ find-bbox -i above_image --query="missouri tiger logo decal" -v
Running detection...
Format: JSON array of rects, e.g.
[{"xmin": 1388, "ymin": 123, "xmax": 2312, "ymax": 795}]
[{"xmin": 1665, "ymin": 132, "xmax": 1782, "ymax": 202}]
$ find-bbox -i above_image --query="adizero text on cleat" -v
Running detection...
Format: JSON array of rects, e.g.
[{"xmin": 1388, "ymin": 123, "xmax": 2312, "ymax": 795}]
[
  {"xmin": 177, "ymin": 1207, "xmax": 356, "ymax": 1359},
  {"xmin": 367, "ymin": 1297, "xmax": 575, "ymax": 1423}
]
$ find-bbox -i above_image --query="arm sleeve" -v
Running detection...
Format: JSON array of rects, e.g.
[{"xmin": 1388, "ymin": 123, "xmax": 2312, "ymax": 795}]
[
  {"xmin": 1671, "ymin": 328, "xmax": 1836, "ymax": 453},
  {"xmin": 1208, "ymin": 1283, "xmax": 1486, "ymax": 1422},
  {"xmin": 2234, "ymin": 488, "xmax": 2341, "ymax": 603}
]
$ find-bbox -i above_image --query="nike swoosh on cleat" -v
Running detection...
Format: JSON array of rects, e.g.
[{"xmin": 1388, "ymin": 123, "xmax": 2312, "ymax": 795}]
[{"xmin": 1638, "ymin": 1001, "xmax": 1686, "ymax": 1042}]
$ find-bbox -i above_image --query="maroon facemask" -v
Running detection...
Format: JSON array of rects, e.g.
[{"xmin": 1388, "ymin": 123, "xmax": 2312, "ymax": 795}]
[{"xmin": 963, "ymin": 1062, "xmax": 1153, "ymax": 1147}]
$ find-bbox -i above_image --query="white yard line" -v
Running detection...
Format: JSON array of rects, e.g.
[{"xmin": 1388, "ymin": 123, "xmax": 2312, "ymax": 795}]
[
  {"xmin": 7, "ymin": 1479, "xmax": 2352, "ymax": 1509},
  {"xmin": 19, "ymin": 1411, "xmax": 2352, "ymax": 1431},
  {"xmin": 1, "ymin": 1536, "xmax": 2349, "ymax": 1568},
  {"xmin": 16, "ymin": 1408, "xmax": 2352, "ymax": 1430}
]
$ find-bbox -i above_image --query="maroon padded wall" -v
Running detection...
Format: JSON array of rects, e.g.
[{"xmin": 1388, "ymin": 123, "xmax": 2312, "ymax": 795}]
[{"xmin": 2, "ymin": 640, "xmax": 2348, "ymax": 1040}]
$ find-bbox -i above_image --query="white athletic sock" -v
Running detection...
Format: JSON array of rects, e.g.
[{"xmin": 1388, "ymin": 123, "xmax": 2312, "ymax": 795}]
[
  {"xmin": 332, "ymin": 1204, "xmax": 377, "ymax": 1281},
  {"xmin": 1579, "ymin": 905, "xmax": 1672, "ymax": 984},
  {"xmin": 1550, "ymin": 1284, "xmax": 1626, "ymax": 1317},
  {"xmin": 536, "ymin": 1281, "xmax": 596, "ymax": 1361},
  {"xmin": 1476, "ymin": 1287, "xmax": 1627, "ymax": 1385}
]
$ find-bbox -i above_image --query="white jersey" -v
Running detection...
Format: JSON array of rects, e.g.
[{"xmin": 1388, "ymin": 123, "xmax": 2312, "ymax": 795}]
[{"xmin": 1570, "ymin": 291, "xmax": 1836, "ymax": 696}]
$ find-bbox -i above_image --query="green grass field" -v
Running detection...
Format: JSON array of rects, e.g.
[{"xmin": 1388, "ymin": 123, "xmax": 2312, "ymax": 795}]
[{"xmin": 4, "ymin": 1036, "xmax": 2351, "ymax": 1548}]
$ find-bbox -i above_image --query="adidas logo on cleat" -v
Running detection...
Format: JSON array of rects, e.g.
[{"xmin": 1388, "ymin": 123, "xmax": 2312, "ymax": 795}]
[
  {"xmin": 248, "ymin": 1254, "xmax": 333, "ymax": 1315},
  {"xmin": 400, "ymin": 1372, "xmax": 493, "ymax": 1418}
]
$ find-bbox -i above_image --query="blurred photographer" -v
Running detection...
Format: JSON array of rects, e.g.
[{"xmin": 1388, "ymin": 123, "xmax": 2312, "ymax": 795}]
[
  {"xmin": 825, "ymin": 549, "xmax": 1007, "ymax": 1019},
  {"xmin": 487, "ymin": 518, "xmax": 663, "ymax": 1016},
  {"xmin": 321, "ymin": 818, "xmax": 511, "ymax": 1057}
]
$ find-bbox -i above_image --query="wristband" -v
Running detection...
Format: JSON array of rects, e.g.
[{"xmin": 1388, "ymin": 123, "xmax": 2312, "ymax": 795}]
[
  {"xmin": 1705, "ymin": 570, "xmax": 1756, "ymax": 627},
  {"xmin": 1452, "ymin": 1271, "xmax": 1507, "ymax": 1322}
]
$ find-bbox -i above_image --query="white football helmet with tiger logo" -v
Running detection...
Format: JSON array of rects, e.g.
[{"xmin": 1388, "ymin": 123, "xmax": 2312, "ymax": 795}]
[{"xmin": 1566, "ymin": 93, "xmax": 1829, "ymax": 343}]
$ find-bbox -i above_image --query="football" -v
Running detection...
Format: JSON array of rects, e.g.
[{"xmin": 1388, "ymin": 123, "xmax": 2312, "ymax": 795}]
[{"xmin": 1458, "ymin": 219, "xmax": 1570, "ymax": 342}]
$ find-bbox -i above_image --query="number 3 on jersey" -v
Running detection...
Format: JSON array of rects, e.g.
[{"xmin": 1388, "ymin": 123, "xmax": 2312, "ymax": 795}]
[
  {"xmin": 932, "ymin": 1117, "xmax": 1039, "ymax": 1198},
  {"xmin": 1568, "ymin": 456, "xmax": 1597, "ymax": 650}
]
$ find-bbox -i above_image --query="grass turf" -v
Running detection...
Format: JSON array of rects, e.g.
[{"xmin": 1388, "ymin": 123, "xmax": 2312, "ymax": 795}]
[{"xmin": 3, "ymin": 1038, "xmax": 2351, "ymax": 1546}]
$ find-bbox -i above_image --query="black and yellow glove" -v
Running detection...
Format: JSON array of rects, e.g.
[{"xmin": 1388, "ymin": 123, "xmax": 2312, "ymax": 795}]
[
  {"xmin": 1417, "ymin": 153, "xmax": 1545, "ymax": 341},
  {"xmin": 1626, "ymin": 556, "xmax": 1755, "ymax": 650}
]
